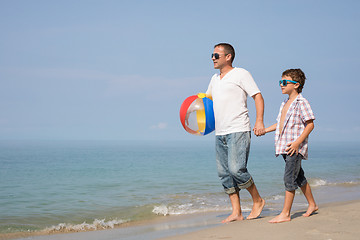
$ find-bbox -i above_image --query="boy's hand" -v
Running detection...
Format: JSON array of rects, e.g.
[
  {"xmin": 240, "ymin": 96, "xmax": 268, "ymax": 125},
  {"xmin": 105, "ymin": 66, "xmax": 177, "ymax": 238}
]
[
  {"xmin": 253, "ymin": 121, "xmax": 265, "ymax": 136},
  {"xmin": 286, "ymin": 142, "xmax": 300, "ymax": 156}
]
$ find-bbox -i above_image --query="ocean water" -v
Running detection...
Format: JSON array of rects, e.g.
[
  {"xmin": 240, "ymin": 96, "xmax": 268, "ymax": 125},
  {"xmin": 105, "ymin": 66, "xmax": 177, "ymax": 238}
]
[{"xmin": 0, "ymin": 140, "xmax": 360, "ymax": 235}]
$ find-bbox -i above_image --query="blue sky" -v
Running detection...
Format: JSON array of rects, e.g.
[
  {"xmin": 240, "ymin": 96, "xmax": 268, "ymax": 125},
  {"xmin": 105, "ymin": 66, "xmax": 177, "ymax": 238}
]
[{"xmin": 1, "ymin": 0, "xmax": 359, "ymax": 142}]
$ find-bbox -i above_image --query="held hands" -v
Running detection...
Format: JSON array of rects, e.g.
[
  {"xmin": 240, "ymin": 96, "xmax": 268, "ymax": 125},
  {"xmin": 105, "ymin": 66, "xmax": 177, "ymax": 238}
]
[
  {"xmin": 285, "ymin": 142, "xmax": 300, "ymax": 156},
  {"xmin": 253, "ymin": 121, "xmax": 266, "ymax": 136},
  {"xmin": 253, "ymin": 122, "xmax": 301, "ymax": 156}
]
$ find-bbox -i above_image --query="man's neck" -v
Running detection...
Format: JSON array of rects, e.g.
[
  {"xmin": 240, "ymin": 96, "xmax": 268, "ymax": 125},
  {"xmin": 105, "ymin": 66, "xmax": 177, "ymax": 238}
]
[{"xmin": 219, "ymin": 65, "xmax": 234, "ymax": 78}]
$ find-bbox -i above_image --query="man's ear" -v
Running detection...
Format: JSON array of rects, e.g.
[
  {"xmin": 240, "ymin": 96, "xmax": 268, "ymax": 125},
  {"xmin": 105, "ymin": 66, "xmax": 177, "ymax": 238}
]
[{"xmin": 226, "ymin": 54, "xmax": 232, "ymax": 62}]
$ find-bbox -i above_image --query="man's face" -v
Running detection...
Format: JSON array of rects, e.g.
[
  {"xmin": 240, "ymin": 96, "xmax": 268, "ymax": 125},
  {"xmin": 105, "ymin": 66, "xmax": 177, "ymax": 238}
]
[{"xmin": 212, "ymin": 46, "xmax": 228, "ymax": 69}]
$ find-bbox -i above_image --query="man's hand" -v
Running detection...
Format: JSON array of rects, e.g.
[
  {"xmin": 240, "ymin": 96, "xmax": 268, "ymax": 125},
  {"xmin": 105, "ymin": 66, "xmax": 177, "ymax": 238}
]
[{"xmin": 253, "ymin": 121, "xmax": 265, "ymax": 136}]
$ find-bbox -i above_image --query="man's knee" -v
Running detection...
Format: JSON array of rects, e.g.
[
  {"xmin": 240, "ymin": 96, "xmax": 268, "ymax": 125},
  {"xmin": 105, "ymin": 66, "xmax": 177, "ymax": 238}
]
[{"xmin": 228, "ymin": 165, "xmax": 247, "ymax": 177}]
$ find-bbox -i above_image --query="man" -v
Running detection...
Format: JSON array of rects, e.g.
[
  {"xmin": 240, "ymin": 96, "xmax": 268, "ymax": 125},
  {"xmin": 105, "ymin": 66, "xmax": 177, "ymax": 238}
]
[{"xmin": 206, "ymin": 43, "xmax": 265, "ymax": 223}]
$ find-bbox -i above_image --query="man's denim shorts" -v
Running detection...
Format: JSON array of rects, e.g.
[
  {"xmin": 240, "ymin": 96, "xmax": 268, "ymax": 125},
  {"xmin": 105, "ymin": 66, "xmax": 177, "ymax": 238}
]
[{"xmin": 216, "ymin": 131, "xmax": 254, "ymax": 194}]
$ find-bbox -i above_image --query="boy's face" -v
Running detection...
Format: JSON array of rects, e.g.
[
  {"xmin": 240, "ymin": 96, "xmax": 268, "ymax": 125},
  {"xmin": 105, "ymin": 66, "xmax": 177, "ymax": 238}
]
[{"xmin": 280, "ymin": 75, "xmax": 299, "ymax": 95}]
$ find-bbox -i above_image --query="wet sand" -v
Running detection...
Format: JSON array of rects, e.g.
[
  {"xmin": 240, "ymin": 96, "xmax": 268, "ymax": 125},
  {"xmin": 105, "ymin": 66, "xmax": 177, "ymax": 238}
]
[{"xmin": 162, "ymin": 200, "xmax": 360, "ymax": 240}]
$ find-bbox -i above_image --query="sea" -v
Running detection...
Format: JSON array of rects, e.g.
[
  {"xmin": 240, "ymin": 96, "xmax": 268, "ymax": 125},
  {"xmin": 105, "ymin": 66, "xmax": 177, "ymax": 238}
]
[{"xmin": 1, "ymin": 139, "xmax": 360, "ymax": 239}]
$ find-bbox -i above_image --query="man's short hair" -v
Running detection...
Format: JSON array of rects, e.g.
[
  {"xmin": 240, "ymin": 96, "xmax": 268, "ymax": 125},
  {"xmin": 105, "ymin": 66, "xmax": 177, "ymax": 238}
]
[
  {"xmin": 282, "ymin": 68, "xmax": 306, "ymax": 93},
  {"xmin": 214, "ymin": 43, "xmax": 235, "ymax": 63}
]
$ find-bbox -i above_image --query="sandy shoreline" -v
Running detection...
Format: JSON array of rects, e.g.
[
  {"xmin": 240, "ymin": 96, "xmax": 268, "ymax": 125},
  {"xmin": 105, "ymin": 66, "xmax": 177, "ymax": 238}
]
[
  {"xmin": 2, "ymin": 184, "xmax": 360, "ymax": 240},
  {"xmin": 2, "ymin": 198, "xmax": 360, "ymax": 240},
  {"xmin": 162, "ymin": 200, "xmax": 360, "ymax": 240}
]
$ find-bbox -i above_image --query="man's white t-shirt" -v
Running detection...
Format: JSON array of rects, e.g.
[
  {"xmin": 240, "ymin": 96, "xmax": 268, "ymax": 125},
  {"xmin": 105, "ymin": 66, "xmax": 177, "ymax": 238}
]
[{"xmin": 206, "ymin": 67, "xmax": 260, "ymax": 136}]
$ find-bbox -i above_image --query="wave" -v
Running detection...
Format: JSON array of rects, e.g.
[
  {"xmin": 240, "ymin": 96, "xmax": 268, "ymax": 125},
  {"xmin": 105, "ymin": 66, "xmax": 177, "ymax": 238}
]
[
  {"xmin": 152, "ymin": 202, "xmax": 251, "ymax": 216},
  {"xmin": 44, "ymin": 218, "xmax": 128, "ymax": 233},
  {"xmin": 309, "ymin": 178, "xmax": 360, "ymax": 188},
  {"xmin": 152, "ymin": 204, "xmax": 228, "ymax": 216},
  {"xmin": 331, "ymin": 180, "xmax": 360, "ymax": 187},
  {"xmin": 309, "ymin": 178, "xmax": 328, "ymax": 187},
  {"xmin": 267, "ymin": 195, "xmax": 284, "ymax": 201}
]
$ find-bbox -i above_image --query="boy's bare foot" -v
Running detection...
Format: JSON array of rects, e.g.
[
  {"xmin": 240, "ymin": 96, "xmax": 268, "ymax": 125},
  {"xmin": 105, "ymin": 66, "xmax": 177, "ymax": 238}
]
[
  {"xmin": 268, "ymin": 213, "xmax": 291, "ymax": 223},
  {"xmin": 247, "ymin": 198, "xmax": 265, "ymax": 220},
  {"xmin": 221, "ymin": 213, "xmax": 244, "ymax": 223},
  {"xmin": 303, "ymin": 205, "xmax": 318, "ymax": 217}
]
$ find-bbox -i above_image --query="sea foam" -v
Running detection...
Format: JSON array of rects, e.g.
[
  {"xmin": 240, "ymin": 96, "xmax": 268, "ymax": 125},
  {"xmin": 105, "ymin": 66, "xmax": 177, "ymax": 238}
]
[
  {"xmin": 310, "ymin": 179, "xmax": 327, "ymax": 187},
  {"xmin": 152, "ymin": 202, "xmax": 250, "ymax": 216},
  {"xmin": 44, "ymin": 218, "xmax": 128, "ymax": 233},
  {"xmin": 309, "ymin": 178, "xmax": 360, "ymax": 187}
]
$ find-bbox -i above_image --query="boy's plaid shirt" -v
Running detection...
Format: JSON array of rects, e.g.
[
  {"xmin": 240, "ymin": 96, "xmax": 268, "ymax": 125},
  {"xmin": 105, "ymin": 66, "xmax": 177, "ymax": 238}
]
[{"xmin": 275, "ymin": 94, "xmax": 315, "ymax": 160}]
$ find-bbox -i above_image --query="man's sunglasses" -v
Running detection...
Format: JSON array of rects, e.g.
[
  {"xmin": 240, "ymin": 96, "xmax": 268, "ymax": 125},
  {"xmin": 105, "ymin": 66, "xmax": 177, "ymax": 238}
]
[
  {"xmin": 211, "ymin": 53, "xmax": 227, "ymax": 59},
  {"xmin": 279, "ymin": 80, "xmax": 298, "ymax": 86}
]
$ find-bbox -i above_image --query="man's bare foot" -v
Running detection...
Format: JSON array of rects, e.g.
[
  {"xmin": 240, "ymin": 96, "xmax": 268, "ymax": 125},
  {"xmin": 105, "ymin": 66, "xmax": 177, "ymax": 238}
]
[
  {"xmin": 268, "ymin": 213, "xmax": 291, "ymax": 223},
  {"xmin": 303, "ymin": 205, "xmax": 318, "ymax": 217},
  {"xmin": 247, "ymin": 198, "xmax": 265, "ymax": 220},
  {"xmin": 221, "ymin": 213, "xmax": 244, "ymax": 223}
]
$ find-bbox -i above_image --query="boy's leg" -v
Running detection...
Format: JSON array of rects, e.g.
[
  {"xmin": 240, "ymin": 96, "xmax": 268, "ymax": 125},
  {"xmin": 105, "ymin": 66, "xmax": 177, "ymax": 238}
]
[
  {"xmin": 300, "ymin": 182, "xmax": 318, "ymax": 216},
  {"xmin": 269, "ymin": 190, "xmax": 295, "ymax": 223},
  {"xmin": 269, "ymin": 154, "xmax": 300, "ymax": 223},
  {"xmin": 296, "ymin": 164, "xmax": 318, "ymax": 217},
  {"xmin": 246, "ymin": 183, "xmax": 266, "ymax": 220},
  {"xmin": 222, "ymin": 192, "xmax": 244, "ymax": 223}
]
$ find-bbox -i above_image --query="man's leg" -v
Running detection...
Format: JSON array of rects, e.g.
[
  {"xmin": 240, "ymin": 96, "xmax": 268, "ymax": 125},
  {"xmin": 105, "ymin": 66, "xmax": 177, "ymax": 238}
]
[
  {"xmin": 246, "ymin": 183, "xmax": 265, "ymax": 220},
  {"xmin": 228, "ymin": 132, "xmax": 264, "ymax": 220},
  {"xmin": 216, "ymin": 135, "xmax": 242, "ymax": 222},
  {"xmin": 222, "ymin": 192, "xmax": 244, "ymax": 223}
]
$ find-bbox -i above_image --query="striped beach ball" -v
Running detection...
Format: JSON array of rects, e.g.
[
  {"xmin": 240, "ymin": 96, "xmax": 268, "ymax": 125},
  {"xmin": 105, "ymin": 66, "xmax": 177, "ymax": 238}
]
[{"xmin": 179, "ymin": 93, "xmax": 215, "ymax": 136}]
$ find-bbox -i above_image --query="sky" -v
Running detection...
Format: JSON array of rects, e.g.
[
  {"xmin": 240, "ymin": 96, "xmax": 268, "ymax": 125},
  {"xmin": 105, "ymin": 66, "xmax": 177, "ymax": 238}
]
[{"xmin": 1, "ymin": 0, "xmax": 359, "ymax": 142}]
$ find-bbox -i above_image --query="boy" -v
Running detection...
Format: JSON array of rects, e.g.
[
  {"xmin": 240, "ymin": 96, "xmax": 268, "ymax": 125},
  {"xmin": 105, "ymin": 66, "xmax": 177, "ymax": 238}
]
[{"xmin": 264, "ymin": 68, "xmax": 318, "ymax": 223}]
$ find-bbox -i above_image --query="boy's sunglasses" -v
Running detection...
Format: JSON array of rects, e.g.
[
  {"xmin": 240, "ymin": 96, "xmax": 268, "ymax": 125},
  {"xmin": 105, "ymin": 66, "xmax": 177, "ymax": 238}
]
[
  {"xmin": 211, "ymin": 53, "xmax": 228, "ymax": 59},
  {"xmin": 279, "ymin": 79, "xmax": 298, "ymax": 86}
]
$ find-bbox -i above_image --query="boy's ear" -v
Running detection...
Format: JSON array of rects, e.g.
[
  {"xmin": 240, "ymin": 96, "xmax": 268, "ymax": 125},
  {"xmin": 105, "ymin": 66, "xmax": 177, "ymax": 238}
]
[{"xmin": 294, "ymin": 82, "xmax": 300, "ymax": 89}]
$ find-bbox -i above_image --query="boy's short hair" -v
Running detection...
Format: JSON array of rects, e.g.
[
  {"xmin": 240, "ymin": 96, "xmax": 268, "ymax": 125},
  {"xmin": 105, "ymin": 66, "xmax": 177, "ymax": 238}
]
[
  {"xmin": 282, "ymin": 68, "xmax": 306, "ymax": 93},
  {"xmin": 214, "ymin": 43, "xmax": 235, "ymax": 63}
]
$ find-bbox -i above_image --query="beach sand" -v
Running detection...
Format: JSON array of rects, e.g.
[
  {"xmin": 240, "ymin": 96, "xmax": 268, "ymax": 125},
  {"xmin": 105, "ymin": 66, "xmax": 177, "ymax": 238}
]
[
  {"xmin": 162, "ymin": 200, "xmax": 360, "ymax": 240},
  {"xmin": 3, "ymin": 199, "xmax": 360, "ymax": 240}
]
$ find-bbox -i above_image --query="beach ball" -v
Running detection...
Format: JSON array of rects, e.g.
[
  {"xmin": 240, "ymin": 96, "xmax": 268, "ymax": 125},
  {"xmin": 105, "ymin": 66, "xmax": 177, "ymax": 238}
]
[{"xmin": 179, "ymin": 93, "xmax": 215, "ymax": 136}]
